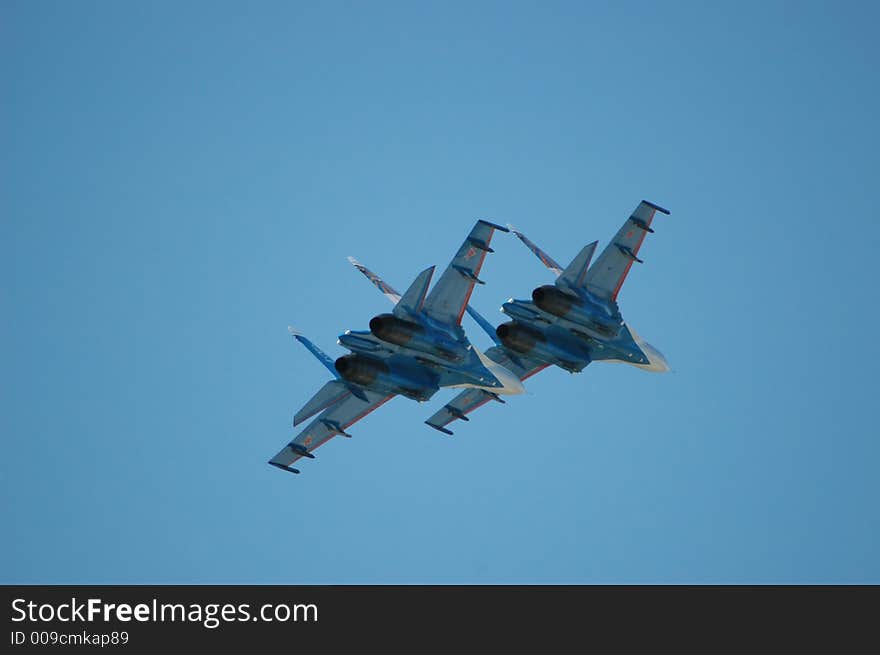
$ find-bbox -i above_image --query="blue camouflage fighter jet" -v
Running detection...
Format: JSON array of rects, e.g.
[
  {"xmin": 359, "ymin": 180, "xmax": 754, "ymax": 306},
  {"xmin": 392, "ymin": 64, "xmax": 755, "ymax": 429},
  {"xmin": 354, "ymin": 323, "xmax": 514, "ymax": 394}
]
[
  {"xmin": 426, "ymin": 200, "xmax": 672, "ymax": 433},
  {"xmin": 269, "ymin": 220, "xmax": 523, "ymax": 475},
  {"xmin": 349, "ymin": 200, "xmax": 671, "ymax": 435}
]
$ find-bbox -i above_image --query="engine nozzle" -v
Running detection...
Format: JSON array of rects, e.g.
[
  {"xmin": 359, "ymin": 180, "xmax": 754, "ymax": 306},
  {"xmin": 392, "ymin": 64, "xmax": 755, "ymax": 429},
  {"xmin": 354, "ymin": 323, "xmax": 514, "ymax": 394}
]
[
  {"xmin": 496, "ymin": 321, "xmax": 545, "ymax": 354},
  {"xmin": 532, "ymin": 285, "xmax": 576, "ymax": 318},
  {"xmin": 334, "ymin": 354, "xmax": 387, "ymax": 387},
  {"xmin": 368, "ymin": 312, "xmax": 460, "ymax": 361}
]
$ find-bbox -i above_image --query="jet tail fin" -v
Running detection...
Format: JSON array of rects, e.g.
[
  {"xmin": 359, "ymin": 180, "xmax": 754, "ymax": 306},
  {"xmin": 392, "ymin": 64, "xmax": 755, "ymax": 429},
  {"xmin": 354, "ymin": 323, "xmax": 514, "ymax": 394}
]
[
  {"xmin": 508, "ymin": 224, "xmax": 564, "ymax": 276},
  {"xmin": 347, "ymin": 256, "xmax": 402, "ymax": 304},
  {"xmin": 393, "ymin": 265, "xmax": 435, "ymax": 318},
  {"xmin": 351, "ymin": 255, "xmax": 497, "ymax": 346},
  {"xmin": 557, "ymin": 241, "xmax": 598, "ymax": 290}
]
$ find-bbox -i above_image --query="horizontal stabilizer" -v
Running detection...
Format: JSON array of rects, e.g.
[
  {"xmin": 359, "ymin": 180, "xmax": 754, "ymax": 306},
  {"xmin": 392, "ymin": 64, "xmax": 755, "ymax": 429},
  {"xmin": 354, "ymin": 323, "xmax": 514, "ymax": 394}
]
[
  {"xmin": 288, "ymin": 326, "xmax": 339, "ymax": 378},
  {"xmin": 293, "ymin": 379, "xmax": 351, "ymax": 426},
  {"xmin": 465, "ymin": 305, "xmax": 502, "ymax": 346}
]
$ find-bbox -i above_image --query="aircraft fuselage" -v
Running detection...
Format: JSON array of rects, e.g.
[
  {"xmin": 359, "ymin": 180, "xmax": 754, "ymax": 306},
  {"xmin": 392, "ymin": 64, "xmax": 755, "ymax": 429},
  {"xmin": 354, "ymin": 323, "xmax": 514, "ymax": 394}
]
[
  {"xmin": 501, "ymin": 297, "xmax": 650, "ymax": 368},
  {"xmin": 334, "ymin": 353, "xmax": 439, "ymax": 401},
  {"xmin": 337, "ymin": 316, "xmax": 524, "ymax": 399},
  {"xmin": 368, "ymin": 313, "xmax": 463, "ymax": 362},
  {"xmin": 530, "ymin": 285, "xmax": 622, "ymax": 337},
  {"xmin": 496, "ymin": 322, "xmax": 590, "ymax": 373}
]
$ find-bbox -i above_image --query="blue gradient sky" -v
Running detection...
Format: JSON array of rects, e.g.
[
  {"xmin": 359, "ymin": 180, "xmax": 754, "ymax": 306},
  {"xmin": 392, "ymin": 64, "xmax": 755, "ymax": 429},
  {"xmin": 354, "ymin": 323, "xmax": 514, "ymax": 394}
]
[{"xmin": 3, "ymin": 1, "xmax": 878, "ymax": 583}]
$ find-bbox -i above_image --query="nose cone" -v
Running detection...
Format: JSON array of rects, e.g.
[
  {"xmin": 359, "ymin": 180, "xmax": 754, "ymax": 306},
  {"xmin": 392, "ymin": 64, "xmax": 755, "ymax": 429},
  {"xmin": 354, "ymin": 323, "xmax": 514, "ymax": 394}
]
[
  {"xmin": 472, "ymin": 346, "xmax": 526, "ymax": 394},
  {"xmin": 494, "ymin": 364, "xmax": 525, "ymax": 394},
  {"xmin": 508, "ymin": 374, "xmax": 525, "ymax": 394},
  {"xmin": 640, "ymin": 342, "xmax": 670, "ymax": 372}
]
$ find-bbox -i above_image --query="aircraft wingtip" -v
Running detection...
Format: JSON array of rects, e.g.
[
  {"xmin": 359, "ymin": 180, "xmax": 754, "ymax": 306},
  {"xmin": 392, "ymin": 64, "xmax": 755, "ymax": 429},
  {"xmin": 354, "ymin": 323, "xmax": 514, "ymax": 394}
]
[
  {"xmin": 425, "ymin": 421, "xmax": 454, "ymax": 436},
  {"xmin": 287, "ymin": 325, "xmax": 300, "ymax": 337},
  {"xmin": 642, "ymin": 200, "xmax": 671, "ymax": 215},
  {"xmin": 477, "ymin": 219, "xmax": 509, "ymax": 233}
]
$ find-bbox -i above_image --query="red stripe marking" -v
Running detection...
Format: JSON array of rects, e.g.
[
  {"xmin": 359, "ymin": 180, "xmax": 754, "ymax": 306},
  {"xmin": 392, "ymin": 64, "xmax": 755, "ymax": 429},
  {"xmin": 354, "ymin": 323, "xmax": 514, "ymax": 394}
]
[
  {"xmin": 342, "ymin": 394, "xmax": 395, "ymax": 429},
  {"xmin": 521, "ymin": 363, "xmax": 550, "ymax": 381},
  {"xmin": 465, "ymin": 396, "xmax": 492, "ymax": 415},
  {"xmin": 455, "ymin": 228, "xmax": 496, "ymax": 324},
  {"xmin": 442, "ymin": 362, "xmax": 549, "ymax": 430},
  {"xmin": 288, "ymin": 394, "xmax": 396, "ymax": 464},
  {"xmin": 456, "ymin": 251, "xmax": 488, "ymax": 324},
  {"xmin": 611, "ymin": 209, "xmax": 655, "ymax": 301},
  {"xmin": 441, "ymin": 392, "xmax": 494, "ymax": 429}
]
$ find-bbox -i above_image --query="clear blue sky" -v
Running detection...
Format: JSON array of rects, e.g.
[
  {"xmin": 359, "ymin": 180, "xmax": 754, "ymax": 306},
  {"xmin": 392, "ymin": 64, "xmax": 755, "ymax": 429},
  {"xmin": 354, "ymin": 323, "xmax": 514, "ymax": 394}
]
[{"xmin": 3, "ymin": 1, "xmax": 878, "ymax": 583}]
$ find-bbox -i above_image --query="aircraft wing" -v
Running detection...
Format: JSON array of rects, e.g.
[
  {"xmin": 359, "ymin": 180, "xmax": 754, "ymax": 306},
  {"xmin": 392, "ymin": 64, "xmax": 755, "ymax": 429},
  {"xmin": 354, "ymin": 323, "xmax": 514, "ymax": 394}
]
[
  {"xmin": 584, "ymin": 200, "xmax": 670, "ymax": 301},
  {"xmin": 269, "ymin": 389, "xmax": 395, "ymax": 474},
  {"xmin": 421, "ymin": 220, "xmax": 508, "ymax": 325},
  {"xmin": 424, "ymin": 345, "xmax": 548, "ymax": 434}
]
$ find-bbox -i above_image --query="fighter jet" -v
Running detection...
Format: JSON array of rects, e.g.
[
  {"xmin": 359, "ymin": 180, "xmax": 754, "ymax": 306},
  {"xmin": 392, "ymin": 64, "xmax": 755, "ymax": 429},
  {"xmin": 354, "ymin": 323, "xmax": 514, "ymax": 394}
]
[
  {"xmin": 420, "ymin": 200, "xmax": 671, "ymax": 434},
  {"xmin": 268, "ymin": 220, "xmax": 523, "ymax": 475}
]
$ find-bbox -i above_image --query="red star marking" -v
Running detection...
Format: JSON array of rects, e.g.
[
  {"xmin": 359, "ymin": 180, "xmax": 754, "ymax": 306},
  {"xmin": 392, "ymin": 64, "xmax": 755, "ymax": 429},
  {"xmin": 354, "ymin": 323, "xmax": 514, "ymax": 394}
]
[
  {"xmin": 464, "ymin": 247, "xmax": 477, "ymax": 260},
  {"xmin": 303, "ymin": 436, "xmax": 312, "ymax": 446},
  {"xmin": 626, "ymin": 230, "xmax": 634, "ymax": 238}
]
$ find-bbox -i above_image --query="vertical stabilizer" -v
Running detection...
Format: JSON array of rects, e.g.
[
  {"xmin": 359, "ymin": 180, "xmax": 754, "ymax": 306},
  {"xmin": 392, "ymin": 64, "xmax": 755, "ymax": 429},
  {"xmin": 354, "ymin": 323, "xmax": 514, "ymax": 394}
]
[
  {"xmin": 393, "ymin": 266, "xmax": 435, "ymax": 318},
  {"xmin": 557, "ymin": 241, "xmax": 599, "ymax": 290}
]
